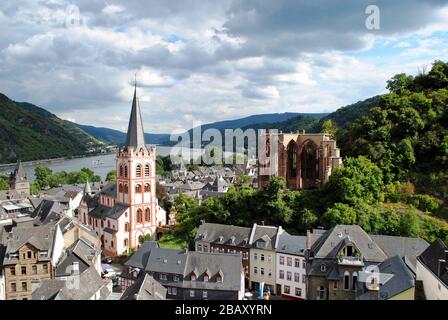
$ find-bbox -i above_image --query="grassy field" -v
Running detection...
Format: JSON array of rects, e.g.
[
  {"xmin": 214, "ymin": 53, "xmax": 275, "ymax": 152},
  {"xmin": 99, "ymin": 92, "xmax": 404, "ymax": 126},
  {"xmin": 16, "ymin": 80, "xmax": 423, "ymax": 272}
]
[{"xmin": 158, "ymin": 233, "xmax": 188, "ymax": 250}]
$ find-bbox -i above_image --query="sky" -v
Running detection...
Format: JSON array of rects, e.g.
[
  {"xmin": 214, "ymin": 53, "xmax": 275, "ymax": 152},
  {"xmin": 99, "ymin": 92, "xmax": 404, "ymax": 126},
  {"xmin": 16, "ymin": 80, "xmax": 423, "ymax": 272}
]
[{"xmin": 1, "ymin": 0, "xmax": 448, "ymax": 134}]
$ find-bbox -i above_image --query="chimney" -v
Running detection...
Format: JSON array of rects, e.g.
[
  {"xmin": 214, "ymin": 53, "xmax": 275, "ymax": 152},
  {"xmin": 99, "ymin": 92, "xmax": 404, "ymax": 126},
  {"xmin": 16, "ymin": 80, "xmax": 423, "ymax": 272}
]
[
  {"xmin": 438, "ymin": 258, "xmax": 446, "ymax": 277},
  {"xmin": 306, "ymin": 230, "xmax": 312, "ymax": 251}
]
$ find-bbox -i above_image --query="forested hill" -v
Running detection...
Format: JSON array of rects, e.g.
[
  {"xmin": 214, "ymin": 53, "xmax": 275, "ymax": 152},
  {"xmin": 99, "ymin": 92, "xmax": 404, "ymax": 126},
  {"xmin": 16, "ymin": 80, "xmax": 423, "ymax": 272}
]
[{"xmin": 0, "ymin": 93, "xmax": 102, "ymax": 164}]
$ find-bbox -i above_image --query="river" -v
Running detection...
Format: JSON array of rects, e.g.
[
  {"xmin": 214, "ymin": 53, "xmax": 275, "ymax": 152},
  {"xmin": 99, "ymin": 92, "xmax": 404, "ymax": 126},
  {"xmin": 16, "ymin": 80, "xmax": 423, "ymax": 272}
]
[{"xmin": 0, "ymin": 146, "xmax": 242, "ymax": 182}]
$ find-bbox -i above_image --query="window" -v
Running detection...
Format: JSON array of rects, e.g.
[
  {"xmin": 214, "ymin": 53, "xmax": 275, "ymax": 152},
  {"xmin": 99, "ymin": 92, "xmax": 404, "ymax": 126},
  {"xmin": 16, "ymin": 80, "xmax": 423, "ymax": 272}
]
[
  {"xmin": 302, "ymin": 274, "xmax": 306, "ymax": 283},
  {"xmin": 295, "ymin": 288, "xmax": 302, "ymax": 297},
  {"xmin": 137, "ymin": 209, "xmax": 143, "ymax": 223},
  {"xmin": 43, "ymin": 264, "xmax": 48, "ymax": 273},
  {"xmin": 254, "ymin": 253, "xmax": 258, "ymax": 260},
  {"xmin": 125, "ymin": 223, "xmax": 129, "ymax": 231},
  {"xmin": 119, "ymin": 183, "xmax": 123, "ymax": 193},
  {"xmin": 279, "ymin": 270, "xmax": 284, "ymax": 279},
  {"xmin": 136, "ymin": 165, "xmax": 142, "ymax": 177},
  {"xmin": 11, "ymin": 283, "xmax": 16, "ymax": 292},
  {"xmin": 334, "ymin": 280, "xmax": 338, "ymax": 289},
  {"xmin": 261, "ymin": 254, "xmax": 265, "ymax": 261},
  {"xmin": 174, "ymin": 275, "xmax": 179, "ymax": 282},
  {"xmin": 168, "ymin": 287, "xmax": 177, "ymax": 295},
  {"xmin": 191, "ymin": 273, "xmax": 197, "ymax": 281},
  {"xmin": 294, "ymin": 273, "xmax": 300, "ymax": 283},
  {"xmin": 190, "ymin": 290, "xmax": 195, "ymax": 297},
  {"xmin": 279, "ymin": 256, "xmax": 285, "ymax": 265},
  {"xmin": 145, "ymin": 208, "xmax": 151, "ymax": 222},
  {"xmin": 111, "ymin": 241, "xmax": 114, "ymax": 248},
  {"xmin": 295, "ymin": 258, "xmax": 300, "ymax": 268},
  {"xmin": 204, "ymin": 274, "xmax": 209, "ymax": 282},
  {"xmin": 352, "ymin": 272, "xmax": 358, "ymax": 291},
  {"xmin": 135, "ymin": 184, "xmax": 142, "ymax": 193},
  {"xmin": 261, "ymin": 268, "xmax": 265, "ymax": 276},
  {"xmin": 254, "ymin": 267, "xmax": 258, "ymax": 274},
  {"xmin": 124, "ymin": 239, "xmax": 128, "ymax": 247},
  {"xmin": 145, "ymin": 164, "xmax": 150, "ymax": 177},
  {"xmin": 287, "ymin": 257, "xmax": 292, "ymax": 267},
  {"xmin": 268, "ymin": 255, "xmax": 272, "ymax": 262},
  {"xmin": 21, "ymin": 266, "xmax": 26, "ymax": 275},
  {"xmin": 287, "ymin": 271, "xmax": 292, "ymax": 281},
  {"xmin": 284, "ymin": 285, "xmax": 290, "ymax": 294},
  {"xmin": 101, "ymin": 220, "xmax": 104, "ymax": 228},
  {"xmin": 119, "ymin": 165, "xmax": 123, "ymax": 177},
  {"xmin": 216, "ymin": 274, "xmax": 222, "ymax": 282},
  {"xmin": 10, "ymin": 267, "xmax": 15, "ymax": 276},
  {"xmin": 320, "ymin": 264, "xmax": 326, "ymax": 272},
  {"xmin": 108, "ymin": 220, "xmax": 111, "ymax": 228},
  {"xmin": 144, "ymin": 183, "xmax": 150, "ymax": 192},
  {"xmin": 243, "ymin": 252, "xmax": 248, "ymax": 259},
  {"xmin": 32, "ymin": 265, "xmax": 37, "ymax": 275},
  {"xmin": 317, "ymin": 286, "xmax": 325, "ymax": 300},
  {"xmin": 159, "ymin": 274, "xmax": 167, "ymax": 281},
  {"xmin": 27, "ymin": 251, "xmax": 32, "ymax": 259},
  {"xmin": 124, "ymin": 166, "xmax": 128, "ymax": 178},
  {"xmin": 203, "ymin": 291, "xmax": 208, "ymax": 299},
  {"xmin": 287, "ymin": 141, "xmax": 297, "ymax": 178},
  {"xmin": 21, "ymin": 282, "xmax": 27, "ymax": 291},
  {"xmin": 302, "ymin": 260, "xmax": 306, "ymax": 268},
  {"xmin": 344, "ymin": 271, "xmax": 350, "ymax": 290},
  {"xmin": 124, "ymin": 184, "xmax": 128, "ymax": 194}
]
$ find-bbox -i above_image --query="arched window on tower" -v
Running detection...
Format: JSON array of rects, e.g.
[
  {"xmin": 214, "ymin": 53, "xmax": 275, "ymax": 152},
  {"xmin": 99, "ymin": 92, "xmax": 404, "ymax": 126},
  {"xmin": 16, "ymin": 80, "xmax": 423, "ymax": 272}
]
[
  {"xmin": 124, "ymin": 165, "xmax": 128, "ymax": 178},
  {"xmin": 119, "ymin": 183, "xmax": 123, "ymax": 193},
  {"xmin": 301, "ymin": 142, "xmax": 318, "ymax": 179},
  {"xmin": 135, "ymin": 184, "xmax": 142, "ymax": 193},
  {"xmin": 124, "ymin": 223, "xmax": 129, "ymax": 232},
  {"xmin": 136, "ymin": 164, "xmax": 142, "ymax": 178},
  {"xmin": 119, "ymin": 165, "xmax": 123, "ymax": 177},
  {"xmin": 144, "ymin": 183, "xmax": 150, "ymax": 193},
  {"xmin": 124, "ymin": 239, "xmax": 128, "ymax": 247},
  {"xmin": 145, "ymin": 164, "xmax": 150, "ymax": 177},
  {"xmin": 145, "ymin": 208, "xmax": 151, "ymax": 222},
  {"xmin": 287, "ymin": 141, "xmax": 297, "ymax": 178},
  {"xmin": 124, "ymin": 184, "xmax": 129, "ymax": 194},
  {"xmin": 137, "ymin": 209, "xmax": 143, "ymax": 223}
]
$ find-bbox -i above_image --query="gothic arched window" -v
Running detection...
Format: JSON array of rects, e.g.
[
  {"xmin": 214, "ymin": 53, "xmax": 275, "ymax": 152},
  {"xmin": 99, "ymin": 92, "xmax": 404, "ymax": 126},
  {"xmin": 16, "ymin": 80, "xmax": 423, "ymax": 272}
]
[
  {"xmin": 145, "ymin": 164, "xmax": 150, "ymax": 177},
  {"xmin": 119, "ymin": 183, "xmax": 123, "ymax": 193},
  {"xmin": 119, "ymin": 165, "xmax": 123, "ymax": 177},
  {"xmin": 145, "ymin": 208, "xmax": 150, "ymax": 222},
  {"xmin": 144, "ymin": 183, "xmax": 150, "ymax": 193},
  {"xmin": 124, "ymin": 165, "xmax": 128, "ymax": 178},
  {"xmin": 135, "ymin": 184, "xmax": 142, "ymax": 193},
  {"xmin": 136, "ymin": 164, "xmax": 142, "ymax": 178},
  {"xmin": 301, "ymin": 142, "xmax": 317, "ymax": 179},
  {"xmin": 137, "ymin": 209, "xmax": 143, "ymax": 223},
  {"xmin": 124, "ymin": 239, "xmax": 128, "ymax": 247},
  {"xmin": 287, "ymin": 141, "xmax": 297, "ymax": 178},
  {"xmin": 124, "ymin": 184, "xmax": 129, "ymax": 194},
  {"xmin": 124, "ymin": 223, "xmax": 129, "ymax": 232}
]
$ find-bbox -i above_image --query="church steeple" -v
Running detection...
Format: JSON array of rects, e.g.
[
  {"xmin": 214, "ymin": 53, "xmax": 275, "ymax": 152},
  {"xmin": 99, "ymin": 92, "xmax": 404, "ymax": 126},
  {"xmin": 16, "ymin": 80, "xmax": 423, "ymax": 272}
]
[{"xmin": 125, "ymin": 78, "xmax": 147, "ymax": 152}]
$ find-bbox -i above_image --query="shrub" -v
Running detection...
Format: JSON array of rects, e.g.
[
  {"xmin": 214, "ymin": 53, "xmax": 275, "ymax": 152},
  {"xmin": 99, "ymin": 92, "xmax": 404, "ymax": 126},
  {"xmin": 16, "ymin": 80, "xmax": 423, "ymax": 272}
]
[{"xmin": 409, "ymin": 194, "xmax": 440, "ymax": 212}]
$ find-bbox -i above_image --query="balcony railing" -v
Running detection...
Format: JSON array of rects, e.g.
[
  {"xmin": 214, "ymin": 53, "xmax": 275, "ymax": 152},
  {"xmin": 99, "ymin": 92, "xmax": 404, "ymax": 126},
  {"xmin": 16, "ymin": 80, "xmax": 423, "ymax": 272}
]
[{"xmin": 337, "ymin": 255, "xmax": 364, "ymax": 266}]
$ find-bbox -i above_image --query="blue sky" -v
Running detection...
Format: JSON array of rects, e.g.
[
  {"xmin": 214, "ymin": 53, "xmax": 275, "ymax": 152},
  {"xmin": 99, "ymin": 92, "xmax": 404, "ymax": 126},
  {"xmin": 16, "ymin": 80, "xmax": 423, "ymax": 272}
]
[{"xmin": 0, "ymin": 0, "xmax": 447, "ymax": 133}]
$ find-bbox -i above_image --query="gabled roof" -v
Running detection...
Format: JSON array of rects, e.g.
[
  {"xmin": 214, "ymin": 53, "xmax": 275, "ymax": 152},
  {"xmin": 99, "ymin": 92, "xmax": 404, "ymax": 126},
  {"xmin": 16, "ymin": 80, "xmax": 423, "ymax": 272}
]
[
  {"xmin": 125, "ymin": 83, "xmax": 147, "ymax": 152},
  {"xmin": 250, "ymin": 224, "xmax": 279, "ymax": 250},
  {"xmin": 145, "ymin": 247, "xmax": 187, "ymax": 274},
  {"xmin": 310, "ymin": 225, "xmax": 387, "ymax": 262},
  {"xmin": 88, "ymin": 203, "xmax": 128, "ymax": 220},
  {"xmin": 125, "ymin": 241, "xmax": 159, "ymax": 269},
  {"xmin": 357, "ymin": 255, "xmax": 415, "ymax": 300},
  {"xmin": 417, "ymin": 238, "xmax": 448, "ymax": 287},
  {"xmin": 276, "ymin": 231, "xmax": 307, "ymax": 256},
  {"xmin": 99, "ymin": 182, "xmax": 117, "ymax": 198},
  {"xmin": 121, "ymin": 273, "xmax": 167, "ymax": 300},
  {"xmin": 31, "ymin": 200, "xmax": 62, "ymax": 225},
  {"xmin": 195, "ymin": 222, "xmax": 251, "ymax": 247}
]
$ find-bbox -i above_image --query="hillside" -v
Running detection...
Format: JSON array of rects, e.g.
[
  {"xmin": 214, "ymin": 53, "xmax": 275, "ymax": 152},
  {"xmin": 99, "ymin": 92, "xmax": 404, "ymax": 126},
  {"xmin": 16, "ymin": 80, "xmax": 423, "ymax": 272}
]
[{"xmin": 0, "ymin": 93, "xmax": 103, "ymax": 164}]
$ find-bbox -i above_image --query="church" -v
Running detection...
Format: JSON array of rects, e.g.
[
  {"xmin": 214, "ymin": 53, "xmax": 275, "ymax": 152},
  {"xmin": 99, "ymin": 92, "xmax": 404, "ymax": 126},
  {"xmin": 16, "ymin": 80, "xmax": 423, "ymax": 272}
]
[
  {"xmin": 78, "ymin": 84, "xmax": 167, "ymax": 256},
  {"xmin": 258, "ymin": 131, "xmax": 343, "ymax": 190}
]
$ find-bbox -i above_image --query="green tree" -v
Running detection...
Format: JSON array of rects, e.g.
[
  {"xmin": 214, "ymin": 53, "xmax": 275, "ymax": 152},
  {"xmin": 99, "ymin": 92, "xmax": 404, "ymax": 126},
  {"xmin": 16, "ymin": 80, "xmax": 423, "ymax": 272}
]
[
  {"xmin": 34, "ymin": 165, "xmax": 53, "ymax": 188},
  {"xmin": 321, "ymin": 119, "xmax": 337, "ymax": 139},
  {"xmin": 321, "ymin": 203, "xmax": 357, "ymax": 227},
  {"xmin": 386, "ymin": 73, "xmax": 414, "ymax": 94},
  {"xmin": 399, "ymin": 208, "xmax": 421, "ymax": 237},
  {"xmin": 106, "ymin": 170, "xmax": 117, "ymax": 182},
  {"xmin": 0, "ymin": 175, "xmax": 9, "ymax": 190}
]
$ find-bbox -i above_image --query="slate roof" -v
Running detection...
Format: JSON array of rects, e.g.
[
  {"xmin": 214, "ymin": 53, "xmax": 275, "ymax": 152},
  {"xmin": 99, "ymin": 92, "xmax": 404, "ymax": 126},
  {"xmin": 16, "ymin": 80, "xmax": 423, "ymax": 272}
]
[
  {"xmin": 99, "ymin": 182, "xmax": 117, "ymax": 198},
  {"xmin": 88, "ymin": 203, "xmax": 128, "ymax": 220},
  {"xmin": 417, "ymin": 238, "xmax": 448, "ymax": 287},
  {"xmin": 121, "ymin": 273, "xmax": 167, "ymax": 300},
  {"xmin": 357, "ymin": 255, "xmax": 415, "ymax": 300},
  {"xmin": 276, "ymin": 231, "xmax": 307, "ymax": 256},
  {"xmin": 195, "ymin": 222, "xmax": 251, "ymax": 247},
  {"xmin": 311, "ymin": 225, "xmax": 387, "ymax": 262},
  {"xmin": 31, "ymin": 200, "xmax": 62, "ymax": 225},
  {"xmin": 250, "ymin": 224, "xmax": 279, "ymax": 250},
  {"xmin": 125, "ymin": 84, "xmax": 147, "ymax": 152},
  {"xmin": 183, "ymin": 251, "xmax": 243, "ymax": 291},
  {"xmin": 125, "ymin": 241, "xmax": 159, "ymax": 269},
  {"xmin": 145, "ymin": 247, "xmax": 187, "ymax": 274},
  {"xmin": 371, "ymin": 234, "xmax": 429, "ymax": 270},
  {"xmin": 32, "ymin": 266, "xmax": 107, "ymax": 300}
]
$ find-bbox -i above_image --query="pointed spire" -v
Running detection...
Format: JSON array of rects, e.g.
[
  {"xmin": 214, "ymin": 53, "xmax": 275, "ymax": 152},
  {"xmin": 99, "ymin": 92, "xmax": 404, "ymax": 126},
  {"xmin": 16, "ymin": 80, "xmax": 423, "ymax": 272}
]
[
  {"xmin": 84, "ymin": 179, "xmax": 92, "ymax": 195},
  {"xmin": 125, "ymin": 75, "xmax": 147, "ymax": 151},
  {"xmin": 13, "ymin": 160, "xmax": 27, "ymax": 181}
]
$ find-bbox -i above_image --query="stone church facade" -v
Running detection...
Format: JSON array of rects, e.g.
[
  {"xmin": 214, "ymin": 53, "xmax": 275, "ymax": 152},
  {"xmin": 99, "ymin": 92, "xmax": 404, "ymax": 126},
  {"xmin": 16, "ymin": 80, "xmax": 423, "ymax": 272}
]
[{"xmin": 258, "ymin": 132, "xmax": 342, "ymax": 190}]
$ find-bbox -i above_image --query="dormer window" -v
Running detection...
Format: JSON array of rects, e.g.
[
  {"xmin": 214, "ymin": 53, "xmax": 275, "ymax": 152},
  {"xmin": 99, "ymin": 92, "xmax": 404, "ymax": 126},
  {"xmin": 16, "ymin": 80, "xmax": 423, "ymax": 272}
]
[
  {"xmin": 320, "ymin": 264, "xmax": 326, "ymax": 272},
  {"xmin": 216, "ymin": 271, "xmax": 223, "ymax": 283},
  {"xmin": 256, "ymin": 241, "xmax": 266, "ymax": 249},
  {"xmin": 191, "ymin": 272, "xmax": 197, "ymax": 281},
  {"xmin": 204, "ymin": 273, "xmax": 210, "ymax": 282}
]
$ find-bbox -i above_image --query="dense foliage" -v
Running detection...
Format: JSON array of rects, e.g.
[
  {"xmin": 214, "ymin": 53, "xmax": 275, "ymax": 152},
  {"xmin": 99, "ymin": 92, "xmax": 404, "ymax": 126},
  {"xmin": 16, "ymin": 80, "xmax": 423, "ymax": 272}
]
[{"xmin": 33, "ymin": 165, "xmax": 101, "ymax": 192}]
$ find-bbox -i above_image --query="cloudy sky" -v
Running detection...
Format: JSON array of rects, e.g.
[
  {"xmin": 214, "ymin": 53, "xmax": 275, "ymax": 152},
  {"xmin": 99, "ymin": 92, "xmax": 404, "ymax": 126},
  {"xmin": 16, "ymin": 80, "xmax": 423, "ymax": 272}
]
[{"xmin": 1, "ymin": 0, "xmax": 448, "ymax": 133}]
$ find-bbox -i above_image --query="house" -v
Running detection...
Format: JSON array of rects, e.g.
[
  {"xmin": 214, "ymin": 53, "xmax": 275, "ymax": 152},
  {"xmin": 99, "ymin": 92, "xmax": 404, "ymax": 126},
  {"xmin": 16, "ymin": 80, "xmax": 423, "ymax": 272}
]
[
  {"xmin": 1, "ymin": 221, "xmax": 64, "ymax": 300},
  {"xmin": 275, "ymin": 230, "xmax": 307, "ymax": 299},
  {"xmin": 121, "ymin": 273, "xmax": 167, "ymax": 300},
  {"xmin": 31, "ymin": 266, "xmax": 110, "ymax": 300},
  {"xmin": 416, "ymin": 239, "xmax": 448, "ymax": 300},
  {"xmin": 125, "ymin": 245, "xmax": 245, "ymax": 300},
  {"xmin": 248, "ymin": 223, "xmax": 280, "ymax": 295},
  {"xmin": 306, "ymin": 225, "xmax": 427, "ymax": 300},
  {"xmin": 77, "ymin": 85, "xmax": 167, "ymax": 256},
  {"xmin": 195, "ymin": 222, "xmax": 251, "ymax": 284}
]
